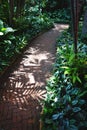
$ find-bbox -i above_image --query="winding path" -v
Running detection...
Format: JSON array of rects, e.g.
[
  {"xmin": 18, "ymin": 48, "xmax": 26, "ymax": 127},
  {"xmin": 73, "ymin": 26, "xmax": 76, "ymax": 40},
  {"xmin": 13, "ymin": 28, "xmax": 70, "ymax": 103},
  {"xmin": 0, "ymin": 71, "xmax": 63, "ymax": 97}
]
[{"xmin": 0, "ymin": 24, "xmax": 68, "ymax": 130}]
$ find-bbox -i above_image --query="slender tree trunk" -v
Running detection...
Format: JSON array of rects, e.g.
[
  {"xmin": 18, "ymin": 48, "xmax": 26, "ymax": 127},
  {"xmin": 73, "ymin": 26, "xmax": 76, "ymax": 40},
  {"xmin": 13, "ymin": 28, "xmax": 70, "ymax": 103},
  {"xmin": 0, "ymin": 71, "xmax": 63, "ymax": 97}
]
[
  {"xmin": 16, "ymin": 0, "xmax": 25, "ymax": 18},
  {"xmin": 70, "ymin": 0, "xmax": 79, "ymax": 55},
  {"xmin": 8, "ymin": 0, "xmax": 14, "ymax": 26}
]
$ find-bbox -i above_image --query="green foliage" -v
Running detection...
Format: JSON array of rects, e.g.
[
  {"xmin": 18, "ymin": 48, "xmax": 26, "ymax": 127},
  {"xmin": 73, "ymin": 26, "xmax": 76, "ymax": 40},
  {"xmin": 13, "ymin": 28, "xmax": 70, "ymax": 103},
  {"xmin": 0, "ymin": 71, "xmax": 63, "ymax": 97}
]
[
  {"xmin": 0, "ymin": 1, "xmax": 54, "ymax": 73},
  {"xmin": 0, "ymin": 1, "xmax": 9, "ymax": 23},
  {"xmin": 43, "ymin": 0, "xmax": 70, "ymax": 11},
  {"xmin": 81, "ymin": 33, "xmax": 87, "ymax": 43},
  {"xmin": 0, "ymin": 20, "xmax": 15, "ymax": 35},
  {"xmin": 0, "ymin": 17, "xmax": 53, "ymax": 72},
  {"xmin": 57, "ymin": 45, "xmax": 87, "ymax": 85},
  {"xmin": 47, "ymin": 9, "xmax": 71, "ymax": 23},
  {"xmin": 0, "ymin": 19, "xmax": 16, "ymax": 70},
  {"xmin": 41, "ymin": 30, "xmax": 87, "ymax": 130}
]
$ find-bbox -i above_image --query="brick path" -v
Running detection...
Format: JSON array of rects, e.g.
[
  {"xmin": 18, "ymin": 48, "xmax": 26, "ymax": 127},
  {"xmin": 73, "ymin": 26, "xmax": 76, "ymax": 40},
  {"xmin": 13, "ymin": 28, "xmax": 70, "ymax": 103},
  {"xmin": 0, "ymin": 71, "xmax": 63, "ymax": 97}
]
[{"xmin": 0, "ymin": 24, "xmax": 68, "ymax": 130}]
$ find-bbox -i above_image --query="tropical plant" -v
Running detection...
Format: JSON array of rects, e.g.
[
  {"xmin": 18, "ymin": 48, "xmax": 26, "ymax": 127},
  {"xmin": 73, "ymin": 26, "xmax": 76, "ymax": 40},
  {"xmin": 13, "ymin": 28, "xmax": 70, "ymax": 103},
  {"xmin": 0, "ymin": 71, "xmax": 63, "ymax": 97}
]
[
  {"xmin": 47, "ymin": 9, "xmax": 71, "ymax": 23},
  {"xmin": 0, "ymin": 1, "xmax": 54, "ymax": 73},
  {"xmin": 41, "ymin": 30, "xmax": 87, "ymax": 130}
]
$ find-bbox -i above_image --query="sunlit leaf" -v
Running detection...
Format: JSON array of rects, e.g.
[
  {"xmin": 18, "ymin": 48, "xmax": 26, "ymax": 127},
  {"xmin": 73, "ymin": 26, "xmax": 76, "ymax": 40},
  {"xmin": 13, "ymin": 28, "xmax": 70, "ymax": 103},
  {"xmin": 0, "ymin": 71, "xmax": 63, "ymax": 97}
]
[
  {"xmin": 72, "ymin": 76, "xmax": 77, "ymax": 83},
  {"xmin": 0, "ymin": 32, "xmax": 4, "ymax": 35},
  {"xmin": 64, "ymin": 70, "xmax": 70, "ymax": 75},
  {"xmin": 5, "ymin": 27, "xmax": 15, "ymax": 33},
  {"xmin": 1, "ymin": 27, "xmax": 6, "ymax": 31}
]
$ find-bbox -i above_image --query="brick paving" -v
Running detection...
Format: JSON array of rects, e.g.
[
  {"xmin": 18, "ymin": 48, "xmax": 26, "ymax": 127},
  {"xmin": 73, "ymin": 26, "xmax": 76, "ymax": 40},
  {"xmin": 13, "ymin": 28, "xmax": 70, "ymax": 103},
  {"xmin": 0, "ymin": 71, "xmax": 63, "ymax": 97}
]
[{"xmin": 0, "ymin": 24, "xmax": 68, "ymax": 130}]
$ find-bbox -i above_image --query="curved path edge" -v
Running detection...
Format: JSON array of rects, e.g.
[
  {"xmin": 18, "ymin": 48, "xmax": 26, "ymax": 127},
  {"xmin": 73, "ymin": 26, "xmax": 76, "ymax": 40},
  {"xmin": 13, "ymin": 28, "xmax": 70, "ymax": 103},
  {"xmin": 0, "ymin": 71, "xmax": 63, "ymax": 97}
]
[{"xmin": 0, "ymin": 24, "xmax": 69, "ymax": 130}]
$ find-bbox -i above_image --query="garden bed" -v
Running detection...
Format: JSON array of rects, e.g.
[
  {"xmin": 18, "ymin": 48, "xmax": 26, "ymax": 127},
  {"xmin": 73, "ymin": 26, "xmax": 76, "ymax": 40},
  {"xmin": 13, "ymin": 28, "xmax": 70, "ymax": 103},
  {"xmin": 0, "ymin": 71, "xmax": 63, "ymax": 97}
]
[{"xmin": 41, "ymin": 29, "xmax": 87, "ymax": 130}]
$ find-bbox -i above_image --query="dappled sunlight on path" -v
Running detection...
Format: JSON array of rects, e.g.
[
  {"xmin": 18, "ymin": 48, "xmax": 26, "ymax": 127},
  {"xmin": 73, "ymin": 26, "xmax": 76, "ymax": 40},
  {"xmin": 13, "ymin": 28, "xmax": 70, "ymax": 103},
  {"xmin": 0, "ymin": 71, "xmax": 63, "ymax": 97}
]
[{"xmin": 0, "ymin": 24, "xmax": 69, "ymax": 130}]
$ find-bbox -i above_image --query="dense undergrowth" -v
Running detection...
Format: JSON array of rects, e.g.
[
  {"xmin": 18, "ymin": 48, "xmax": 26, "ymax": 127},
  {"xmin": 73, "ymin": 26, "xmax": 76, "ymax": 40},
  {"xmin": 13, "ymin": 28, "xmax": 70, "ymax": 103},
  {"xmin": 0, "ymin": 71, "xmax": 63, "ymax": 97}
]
[
  {"xmin": 46, "ymin": 8, "xmax": 71, "ymax": 23},
  {"xmin": 41, "ymin": 28, "xmax": 87, "ymax": 130}
]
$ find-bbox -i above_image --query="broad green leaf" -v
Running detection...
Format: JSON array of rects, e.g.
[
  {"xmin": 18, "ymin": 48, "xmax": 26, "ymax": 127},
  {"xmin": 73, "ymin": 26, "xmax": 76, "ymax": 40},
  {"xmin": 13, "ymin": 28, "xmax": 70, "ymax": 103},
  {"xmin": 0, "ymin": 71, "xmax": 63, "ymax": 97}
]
[
  {"xmin": 5, "ymin": 27, "xmax": 15, "ymax": 33},
  {"xmin": 0, "ymin": 32, "xmax": 4, "ymax": 36},
  {"xmin": 72, "ymin": 107, "xmax": 81, "ymax": 113},
  {"xmin": 72, "ymin": 100, "xmax": 78, "ymax": 106},
  {"xmin": 1, "ymin": 27, "xmax": 6, "ymax": 32},
  {"xmin": 64, "ymin": 70, "xmax": 70, "ymax": 75},
  {"xmin": 79, "ymin": 99, "xmax": 85, "ymax": 105},
  {"xmin": 52, "ymin": 114, "xmax": 59, "ymax": 120},
  {"xmin": 52, "ymin": 113, "xmax": 64, "ymax": 120}
]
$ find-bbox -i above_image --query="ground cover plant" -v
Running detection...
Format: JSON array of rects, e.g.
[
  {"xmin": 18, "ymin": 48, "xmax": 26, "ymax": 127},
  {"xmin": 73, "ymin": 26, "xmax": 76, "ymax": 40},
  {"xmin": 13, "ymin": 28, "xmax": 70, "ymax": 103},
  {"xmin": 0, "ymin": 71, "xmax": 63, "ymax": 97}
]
[{"xmin": 41, "ymin": 29, "xmax": 87, "ymax": 130}]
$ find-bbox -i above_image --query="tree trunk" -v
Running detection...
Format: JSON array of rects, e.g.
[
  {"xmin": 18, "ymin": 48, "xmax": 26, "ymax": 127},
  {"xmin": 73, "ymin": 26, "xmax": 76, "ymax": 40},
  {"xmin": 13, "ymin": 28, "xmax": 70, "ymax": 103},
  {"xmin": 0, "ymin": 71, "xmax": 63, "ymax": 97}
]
[
  {"xmin": 70, "ymin": 0, "xmax": 79, "ymax": 55},
  {"xmin": 16, "ymin": 0, "xmax": 25, "ymax": 18},
  {"xmin": 8, "ymin": 0, "xmax": 14, "ymax": 26},
  {"xmin": 82, "ymin": 9, "xmax": 87, "ymax": 36}
]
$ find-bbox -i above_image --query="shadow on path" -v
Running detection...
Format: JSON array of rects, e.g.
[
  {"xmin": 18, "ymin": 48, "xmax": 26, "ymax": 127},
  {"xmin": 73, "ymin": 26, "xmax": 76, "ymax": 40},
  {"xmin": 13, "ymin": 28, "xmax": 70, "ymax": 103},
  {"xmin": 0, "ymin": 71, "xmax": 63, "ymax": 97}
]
[{"xmin": 0, "ymin": 24, "xmax": 68, "ymax": 130}]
